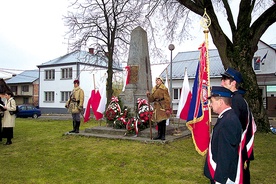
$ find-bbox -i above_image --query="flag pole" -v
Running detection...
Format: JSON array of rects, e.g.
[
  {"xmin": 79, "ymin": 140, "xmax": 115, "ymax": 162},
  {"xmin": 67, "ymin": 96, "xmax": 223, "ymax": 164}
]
[
  {"xmin": 145, "ymin": 56, "xmax": 152, "ymax": 139},
  {"xmin": 200, "ymin": 8, "xmax": 212, "ymax": 132}
]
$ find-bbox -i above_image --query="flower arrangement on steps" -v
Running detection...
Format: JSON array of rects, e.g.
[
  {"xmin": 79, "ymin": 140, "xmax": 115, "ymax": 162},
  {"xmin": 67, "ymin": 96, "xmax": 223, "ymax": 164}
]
[{"xmin": 105, "ymin": 96, "xmax": 153, "ymax": 136}]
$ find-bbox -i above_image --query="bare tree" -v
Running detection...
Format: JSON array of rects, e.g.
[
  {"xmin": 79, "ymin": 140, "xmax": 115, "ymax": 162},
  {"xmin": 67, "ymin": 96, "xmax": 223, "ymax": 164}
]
[
  {"xmin": 150, "ymin": 0, "xmax": 275, "ymax": 132},
  {"xmin": 64, "ymin": 0, "xmax": 145, "ymax": 103}
]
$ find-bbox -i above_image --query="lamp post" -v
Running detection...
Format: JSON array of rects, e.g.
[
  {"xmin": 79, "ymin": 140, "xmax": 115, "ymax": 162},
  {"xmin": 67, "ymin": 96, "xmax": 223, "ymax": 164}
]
[{"xmin": 168, "ymin": 44, "xmax": 175, "ymax": 111}]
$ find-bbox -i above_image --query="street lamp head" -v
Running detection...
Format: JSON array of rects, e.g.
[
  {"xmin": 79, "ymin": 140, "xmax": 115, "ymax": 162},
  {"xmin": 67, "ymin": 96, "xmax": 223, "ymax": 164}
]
[{"xmin": 168, "ymin": 44, "xmax": 175, "ymax": 51}]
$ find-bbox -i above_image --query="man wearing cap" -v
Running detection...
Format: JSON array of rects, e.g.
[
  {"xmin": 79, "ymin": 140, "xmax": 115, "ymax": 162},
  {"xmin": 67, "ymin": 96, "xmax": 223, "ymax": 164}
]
[
  {"xmin": 146, "ymin": 77, "xmax": 171, "ymax": 140},
  {"xmin": 221, "ymin": 67, "xmax": 255, "ymax": 184},
  {"xmin": 65, "ymin": 79, "xmax": 84, "ymax": 133},
  {"xmin": 204, "ymin": 86, "xmax": 242, "ymax": 184}
]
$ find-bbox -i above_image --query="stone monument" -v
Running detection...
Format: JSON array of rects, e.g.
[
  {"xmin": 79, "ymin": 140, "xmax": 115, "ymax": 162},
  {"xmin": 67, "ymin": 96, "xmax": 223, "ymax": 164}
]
[{"xmin": 120, "ymin": 26, "xmax": 152, "ymax": 112}]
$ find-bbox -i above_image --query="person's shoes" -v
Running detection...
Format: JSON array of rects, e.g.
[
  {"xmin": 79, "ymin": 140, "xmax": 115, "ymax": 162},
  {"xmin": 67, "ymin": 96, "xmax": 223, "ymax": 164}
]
[
  {"xmin": 4, "ymin": 141, "xmax": 12, "ymax": 145},
  {"xmin": 153, "ymin": 135, "xmax": 161, "ymax": 140},
  {"xmin": 75, "ymin": 130, "xmax": 79, "ymax": 133},
  {"xmin": 69, "ymin": 130, "xmax": 76, "ymax": 133},
  {"xmin": 161, "ymin": 136, "xmax": 165, "ymax": 140}
]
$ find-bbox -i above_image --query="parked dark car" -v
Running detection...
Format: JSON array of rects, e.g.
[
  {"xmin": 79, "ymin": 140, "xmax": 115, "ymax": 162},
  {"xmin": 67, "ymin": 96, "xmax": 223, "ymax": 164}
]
[{"xmin": 16, "ymin": 105, "xmax": 41, "ymax": 118}]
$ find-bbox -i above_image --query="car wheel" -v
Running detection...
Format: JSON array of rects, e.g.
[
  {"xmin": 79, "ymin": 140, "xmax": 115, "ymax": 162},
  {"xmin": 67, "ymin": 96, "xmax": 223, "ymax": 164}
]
[{"xmin": 33, "ymin": 114, "xmax": 38, "ymax": 119}]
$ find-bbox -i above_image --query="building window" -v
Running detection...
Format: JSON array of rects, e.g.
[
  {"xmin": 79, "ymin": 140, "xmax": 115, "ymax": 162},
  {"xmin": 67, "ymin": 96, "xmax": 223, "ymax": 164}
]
[
  {"xmin": 253, "ymin": 56, "xmax": 261, "ymax": 70},
  {"xmin": 23, "ymin": 97, "xmax": 29, "ymax": 104},
  {"xmin": 10, "ymin": 86, "xmax": 18, "ymax": 95},
  {"xmin": 22, "ymin": 85, "xmax": 29, "ymax": 92},
  {"xmin": 61, "ymin": 91, "xmax": 71, "ymax": 102},
  {"xmin": 61, "ymin": 68, "xmax": 72, "ymax": 79},
  {"xmin": 45, "ymin": 69, "xmax": 55, "ymax": 80},
  {"xmin": 44, "ymin": 91, "xmax": 55, "ymax": 102},
  {"xmin": 173, "ymin": 88, "xmax": 180, "ymax": 100}
]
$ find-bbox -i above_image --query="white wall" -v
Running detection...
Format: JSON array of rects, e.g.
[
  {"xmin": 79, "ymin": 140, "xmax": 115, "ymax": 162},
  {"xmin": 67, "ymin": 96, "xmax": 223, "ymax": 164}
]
[{"xmin": 39, "ymin": 64, "xmax": 109, "ymax": 109}]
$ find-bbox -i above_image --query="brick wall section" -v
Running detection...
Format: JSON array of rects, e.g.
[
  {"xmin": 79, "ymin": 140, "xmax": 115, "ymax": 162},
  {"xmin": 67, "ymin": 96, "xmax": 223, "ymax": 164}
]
[{"xmin": 33, "ymin": 83, "xmax": 39, "ymax": 106}]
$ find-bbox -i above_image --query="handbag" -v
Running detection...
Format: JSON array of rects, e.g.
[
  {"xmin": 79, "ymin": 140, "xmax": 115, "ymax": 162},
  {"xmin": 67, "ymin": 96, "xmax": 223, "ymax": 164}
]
[
  {"xmin": 9, "ymin": 111, "xmax": 16, "ymax": 115},
  {"xmin": 9, "ymin": 100, "xmax": 18, "ymax": 115}
]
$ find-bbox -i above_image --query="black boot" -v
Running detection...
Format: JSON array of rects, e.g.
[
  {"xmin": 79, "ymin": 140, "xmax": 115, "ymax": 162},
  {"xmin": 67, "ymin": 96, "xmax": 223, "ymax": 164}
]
[
  {"xmin": 161, "ymin": 122, "xmax": 166, "ymax": 140},
  {"xmin": 69, "ymin": 121, "xmax": 76, "ymax": 133},
  {"xmin": 153, "ymin": 123, "xmax": 161, "ymax": 140},
  {"xmin": 4, "ymin": 138, "xmax": 12, "ymax": 145},
  {"xmin": 75, "ymin": 121, "xmax": 80, "ymax": 133}
]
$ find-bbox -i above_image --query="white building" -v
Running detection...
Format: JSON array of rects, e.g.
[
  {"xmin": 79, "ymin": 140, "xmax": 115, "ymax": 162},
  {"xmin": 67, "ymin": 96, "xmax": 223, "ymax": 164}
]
[
  {"xmin": 161, "ymin": 40, "xmax": 276, "ymax": 116},
  {"xmin": 37, "ymin": 49, "xmax": 122, "ymax": 114}
]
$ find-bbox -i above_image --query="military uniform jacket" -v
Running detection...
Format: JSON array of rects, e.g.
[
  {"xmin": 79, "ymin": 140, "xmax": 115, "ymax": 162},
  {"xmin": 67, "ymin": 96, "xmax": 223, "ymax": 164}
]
[
  {"xmin": 147, "ymin": 83, "xmax": 171, "ymax": 123},
  {"xmin": 204, "ymin": 109, "xmax": 242, "ymax": 183},
  {"xmin": 66, "ymin": 86, "xmax": 84, "ymax": 114},
  {"xmin": 232, "ymin": 91, "xmax": 254, "ymax": 161}
]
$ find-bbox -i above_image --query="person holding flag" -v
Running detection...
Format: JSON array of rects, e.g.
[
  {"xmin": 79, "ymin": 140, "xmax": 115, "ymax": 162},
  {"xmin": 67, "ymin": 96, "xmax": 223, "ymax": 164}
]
[
  {"xmin": 204, "ymin": 86, "xmax": 242, "ymax": 184},
  {"xmin": 146, "ymin": 77, "xmax": 171, "ymax": 140},
  {"xmin": 221, "ymin": 68, "xmax": 256, "ymax": 184}
]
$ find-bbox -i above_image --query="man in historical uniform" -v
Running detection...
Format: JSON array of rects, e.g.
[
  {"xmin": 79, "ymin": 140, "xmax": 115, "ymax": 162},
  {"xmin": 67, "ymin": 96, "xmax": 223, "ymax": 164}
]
[
  {"xmin": 65, "ymin": 79, "xmax": 84, "ymax": 133},
  {"xmin": 221, "ymin": 68, "xmax": 256, "ymax": 184},
  {"xmin": 146, "ymin": 77, "xmax": 171, "ymax": 140},
  {"xmin": 204, "ymin": 86, "xmax": 242, "ymax": 184}
]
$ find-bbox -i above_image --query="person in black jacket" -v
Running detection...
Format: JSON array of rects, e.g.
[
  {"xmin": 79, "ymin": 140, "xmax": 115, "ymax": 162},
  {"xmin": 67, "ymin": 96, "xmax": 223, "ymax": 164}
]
[
  {"xmin": 0, "ymin": 89, "xmax": 7, "ymax": 142},
  {"xmin": 204, "ymin": 86, "xmax": 242, "ymax": 184},
  {"xmin": 221, "ymin": 67, "xmax": 256, "ymax": 184}
]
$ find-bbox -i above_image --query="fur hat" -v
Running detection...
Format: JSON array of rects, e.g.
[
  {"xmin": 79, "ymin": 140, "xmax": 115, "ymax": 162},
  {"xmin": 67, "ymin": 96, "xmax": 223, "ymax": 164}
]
[{"xmin": 156, "ymin": 76, "xmax": 164, "ymax": 84}]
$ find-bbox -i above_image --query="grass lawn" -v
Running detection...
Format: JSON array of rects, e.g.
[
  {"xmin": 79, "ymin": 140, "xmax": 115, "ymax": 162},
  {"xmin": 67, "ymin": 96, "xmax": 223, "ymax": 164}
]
[{"xmin": 0, "ymin": 118, "xmax": 275, "ymax": 184}]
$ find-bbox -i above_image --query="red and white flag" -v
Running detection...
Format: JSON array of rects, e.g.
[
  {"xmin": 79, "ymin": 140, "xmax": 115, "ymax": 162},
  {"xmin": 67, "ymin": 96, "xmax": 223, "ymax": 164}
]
[
  {"xmin": 96, "ymin": 81, "xmax": 107, "ymax": 116},
  {"xmin": 122, "ymin": 66, "xmax": 130, "ymax": 91},
  {"xmin": 83, "ymin": 78, "xmax": 107, "ymax": 122},
  {"xmin": 84, "ymin": 89, "xmax": 103, "ymax": 122},
  {"xmin": 176, "ymin": 69, "xmax": 192, "ymax": 120}
]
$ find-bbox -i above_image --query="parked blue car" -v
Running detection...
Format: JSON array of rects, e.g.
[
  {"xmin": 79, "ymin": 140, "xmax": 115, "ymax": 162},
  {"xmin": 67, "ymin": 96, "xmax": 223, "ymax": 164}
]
[{"xmin": 16, "ymin": 105, "xmax": 41, "ymax": 119}]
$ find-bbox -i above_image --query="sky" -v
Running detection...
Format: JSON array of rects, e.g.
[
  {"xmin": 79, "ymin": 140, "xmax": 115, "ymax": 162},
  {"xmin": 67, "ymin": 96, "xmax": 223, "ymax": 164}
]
[{"xmin": 0, "ymin": 0, "xmax": 275, "ymax": 79}]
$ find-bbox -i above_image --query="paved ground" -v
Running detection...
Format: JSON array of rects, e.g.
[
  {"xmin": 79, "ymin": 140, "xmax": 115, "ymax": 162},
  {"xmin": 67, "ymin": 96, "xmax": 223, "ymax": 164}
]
[{"xmin": 40, "ymin": 114, "xmax": 276, "ymax": 141}]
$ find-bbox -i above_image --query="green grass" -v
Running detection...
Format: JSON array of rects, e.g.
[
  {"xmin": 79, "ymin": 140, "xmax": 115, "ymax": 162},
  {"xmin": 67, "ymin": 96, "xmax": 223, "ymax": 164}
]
[{"xmin": 0, "ymin": 118, "xmax": 275, "ymax": 184}]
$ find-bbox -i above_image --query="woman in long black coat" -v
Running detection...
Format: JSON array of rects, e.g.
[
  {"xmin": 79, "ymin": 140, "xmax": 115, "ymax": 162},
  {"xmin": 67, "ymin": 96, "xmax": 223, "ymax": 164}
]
[{"xmin": 0, "ymin": 94, "xmax": 6, "ymax": 142}]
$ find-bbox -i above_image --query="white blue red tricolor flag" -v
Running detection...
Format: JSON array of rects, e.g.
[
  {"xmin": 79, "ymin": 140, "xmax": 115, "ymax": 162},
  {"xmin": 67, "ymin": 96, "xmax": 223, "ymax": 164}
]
[{"xmin": 186, "ymin": 42, "xmax": 210, "ymax": 156}]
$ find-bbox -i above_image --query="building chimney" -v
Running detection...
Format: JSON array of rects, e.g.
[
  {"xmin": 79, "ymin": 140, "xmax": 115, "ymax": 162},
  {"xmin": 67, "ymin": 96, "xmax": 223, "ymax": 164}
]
[{"xmin": 89, "ymin": 48, "xmax": 94, "ymax": 55}]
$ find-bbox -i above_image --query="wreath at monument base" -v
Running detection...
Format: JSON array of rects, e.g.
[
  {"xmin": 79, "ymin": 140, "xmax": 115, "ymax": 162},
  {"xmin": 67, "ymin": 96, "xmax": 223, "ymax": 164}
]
[{"xmin": 105, "ymin": 96, "xmax": 153, "ymax": 135}]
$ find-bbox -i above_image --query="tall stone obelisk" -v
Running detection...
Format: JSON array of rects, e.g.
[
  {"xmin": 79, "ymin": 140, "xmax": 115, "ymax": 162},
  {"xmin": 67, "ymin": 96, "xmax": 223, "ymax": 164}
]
[{"xmin": 120, "ymin": 26, "xmax": 152, "ymax": 112}]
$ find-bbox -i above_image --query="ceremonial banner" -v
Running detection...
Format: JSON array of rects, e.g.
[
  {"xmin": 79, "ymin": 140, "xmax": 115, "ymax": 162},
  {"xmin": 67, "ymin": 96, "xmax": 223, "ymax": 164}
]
[
  {"xmin": 176, "ymin": 69, "xmax": 192, "ymax": 120},
  {"xmin": 186, "ymin": 43, "xmax": 210, "ymax": 156}
]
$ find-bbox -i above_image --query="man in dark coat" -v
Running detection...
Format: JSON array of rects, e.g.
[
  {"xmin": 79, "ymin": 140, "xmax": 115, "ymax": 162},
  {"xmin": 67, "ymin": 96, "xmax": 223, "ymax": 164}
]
[
  {"xmin": 221, "ymin": 68, "xmax": 256, "ymax": 184},
  {"xmin": 204, "ymin": 86, "xmax": 242, "ymax": 184},
  {"xmin": 0, "ymin": 91, "xmax": 6, "ymax": 142}
]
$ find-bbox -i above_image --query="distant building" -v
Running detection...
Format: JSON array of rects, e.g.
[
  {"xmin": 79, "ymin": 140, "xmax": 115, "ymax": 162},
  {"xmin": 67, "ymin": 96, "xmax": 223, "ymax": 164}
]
[
  {"xmin": 5, "ymin": 70, "xmax": 39, "ymax": 106},
  {"xmin": 161, "ymin": 40, "xmax": 276, "ymax": 116},
  {"xmin": 37, "ymin": 49, "xmax": 122, "ymax": 114}
]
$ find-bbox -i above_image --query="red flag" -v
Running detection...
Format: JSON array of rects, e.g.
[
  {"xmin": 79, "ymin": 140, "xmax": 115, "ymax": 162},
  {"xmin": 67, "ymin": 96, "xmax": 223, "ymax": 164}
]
[
  {"xmin": 122, "ymin": 66, "xmax": 130, "ymax": 91},
  {"xmin": 186, "ymin": 42, "xmax": 210, "ymax": 156},
  {"xmin": 83, "ymin": 89, "xmax": 103, "ymax": 122},
  {"xmin": 176, "ymin": 69, "xmax": 192, "ymax": 120}
]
